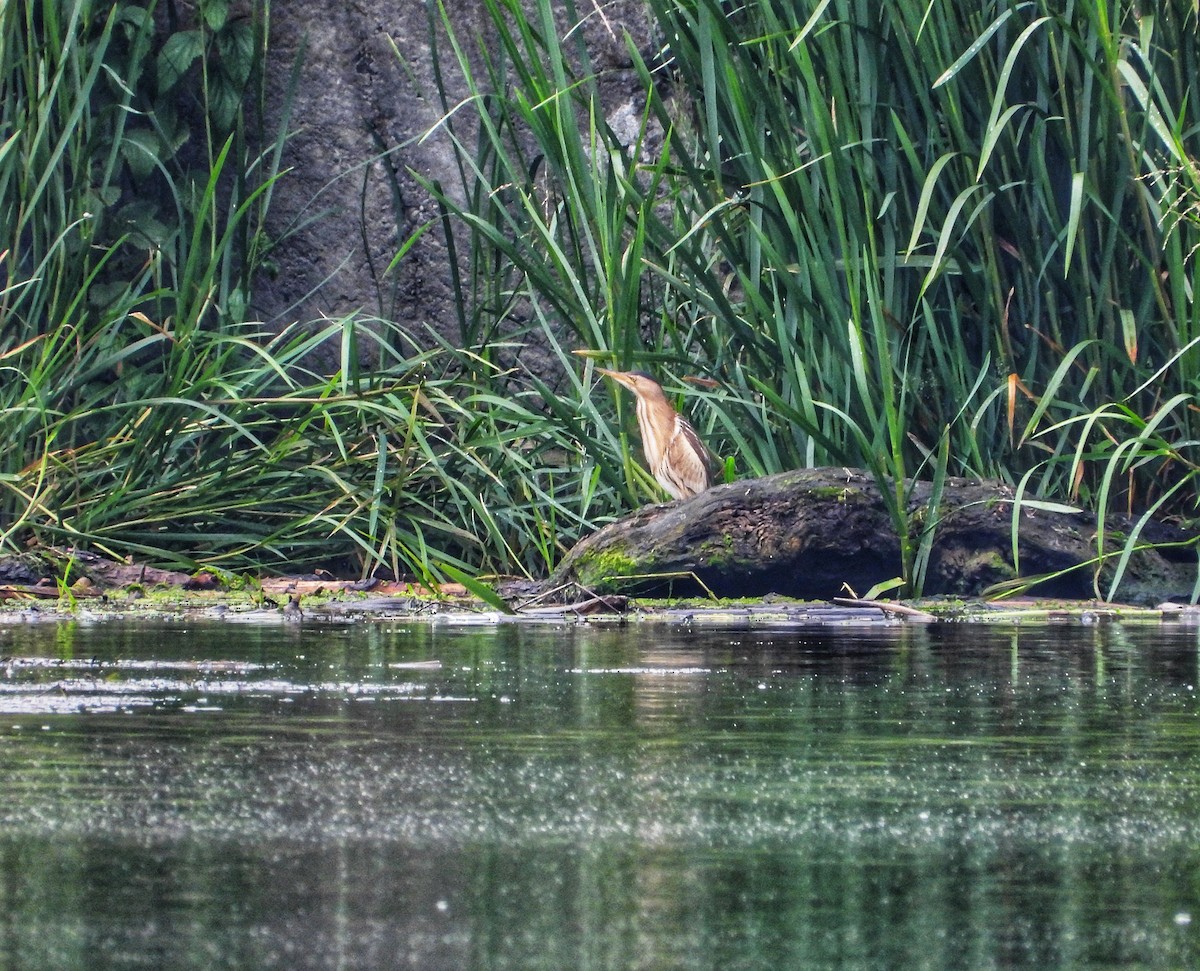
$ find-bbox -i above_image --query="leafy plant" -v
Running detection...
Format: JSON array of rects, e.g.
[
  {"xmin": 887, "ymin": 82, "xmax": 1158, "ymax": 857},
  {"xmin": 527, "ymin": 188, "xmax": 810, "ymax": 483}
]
[
  {"xmin": 0, "ymin": 0, "xmax": 606, "ymax": 581},
  {"xmin": 0, "ymin": 0, "xmax": 286, "ymax": 565}
]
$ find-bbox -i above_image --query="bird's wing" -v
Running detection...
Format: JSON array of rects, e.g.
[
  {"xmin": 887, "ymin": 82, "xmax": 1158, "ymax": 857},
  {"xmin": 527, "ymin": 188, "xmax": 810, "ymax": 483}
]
[{"xmin": 658, "ymin": 416, "xmax": 712, "ymax": 499}]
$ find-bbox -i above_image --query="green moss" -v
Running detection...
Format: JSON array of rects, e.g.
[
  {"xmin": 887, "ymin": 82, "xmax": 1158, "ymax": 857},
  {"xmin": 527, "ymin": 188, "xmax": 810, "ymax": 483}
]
[
  {"xmin": 978, "ymin": 550, "xmax": 1017, "ymax": 577},
  {"xmin": 808, "ymin": 486, "xmax": 861, "ymax": 501},
  {"xmin": 697, "ymin": 532, "xmax": 754, "ymax": 572},
  {"xmin": 954, "ymin": 549, "xmax": 1018, "ymax": 588},
  {"xmin": 571, "ymin": 546, "xmax": 645, "ymax": 591}
]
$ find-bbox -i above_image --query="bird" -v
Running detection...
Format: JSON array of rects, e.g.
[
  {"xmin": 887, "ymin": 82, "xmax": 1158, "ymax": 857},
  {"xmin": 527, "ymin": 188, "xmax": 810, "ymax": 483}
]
[
  {"xmin": 595, "ymin": 367, "xmax": 712, "ymax": 501},
  {"xmin": 282, "ymin": 593, "xmax": 303, "ymax": 623}
]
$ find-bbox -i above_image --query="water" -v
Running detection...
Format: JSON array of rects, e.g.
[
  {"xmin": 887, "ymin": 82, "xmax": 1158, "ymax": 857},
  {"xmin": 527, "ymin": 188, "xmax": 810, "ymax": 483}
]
[{"xmin": 0, "ymin": 614, "xmax": 1198, "ymax": 970}]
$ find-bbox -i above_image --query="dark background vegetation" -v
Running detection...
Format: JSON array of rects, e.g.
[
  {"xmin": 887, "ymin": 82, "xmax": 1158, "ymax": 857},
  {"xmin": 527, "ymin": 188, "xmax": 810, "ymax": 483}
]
[{"xmin": 3, "ymin": 0, "xmax": 1198, "ymax": 599}]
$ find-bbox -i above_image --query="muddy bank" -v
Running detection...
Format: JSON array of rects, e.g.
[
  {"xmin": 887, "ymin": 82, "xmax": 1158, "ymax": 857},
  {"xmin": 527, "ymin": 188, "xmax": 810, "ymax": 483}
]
[
  {"xmin": 1, "ymin": 549, "xmax": 1196, "ymax": 628},
  {"xmin": 3, "ymin": 524, "xmax": 1199, "ymax": 628}
]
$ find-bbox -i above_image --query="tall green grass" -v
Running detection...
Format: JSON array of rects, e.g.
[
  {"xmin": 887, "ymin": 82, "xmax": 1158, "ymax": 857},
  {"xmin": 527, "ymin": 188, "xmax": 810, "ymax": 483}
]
[
  {"xmin": 1, "ymin": 0, "xmax": 280, "ymax": 564},
  {"xmin": 6, "ymin": 312, "xmax": 597, "ymax": 577},
  {"xmin": 422, "ymin": 0, "xmax": 1200, "ymax": 596},
  {"xmin": 1, "ymin": 1, "xmax": 601, "ymax": 580},
  {"xmin": 6, "ymin": 0, "xmax": 1199, "ymax": 595}
]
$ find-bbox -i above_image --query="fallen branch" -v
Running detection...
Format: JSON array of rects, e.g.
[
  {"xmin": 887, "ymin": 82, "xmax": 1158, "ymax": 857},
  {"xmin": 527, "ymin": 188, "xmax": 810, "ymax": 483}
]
[
  {"xmin": 832, "ymin": 597, "xmax": 937, "ymax": 622},
  {"xmin": 516, "ymin": 594, "xmax": 631, "ymax": 616}
]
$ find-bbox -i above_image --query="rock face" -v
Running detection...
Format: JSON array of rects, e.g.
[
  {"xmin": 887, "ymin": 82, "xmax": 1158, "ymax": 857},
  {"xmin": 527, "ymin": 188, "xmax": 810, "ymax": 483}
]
[
  {"xmin": 254, "ymin": 1, "xmax": 655, "ymax": 344},
  {"xmin": 549, "ymin": 468, "xmax": 1198, "ymax": 604}
]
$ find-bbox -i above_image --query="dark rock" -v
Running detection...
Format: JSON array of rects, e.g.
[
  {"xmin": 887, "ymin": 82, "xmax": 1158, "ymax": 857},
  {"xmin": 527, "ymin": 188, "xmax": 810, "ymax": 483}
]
[
  {"xmin": 0, "ymin": 552, "xmax": 51, "ymax": 585},
  {"xmin": 0, "ymin": 549, "xmax": 191, "ymax": 591},
  {"xmin": 255, "ymin": 1, "xmax": 658, "ymax": 347},
  {"xmin": 549, "ymin": 468, "xmax": 1199, "ymax": 604}
]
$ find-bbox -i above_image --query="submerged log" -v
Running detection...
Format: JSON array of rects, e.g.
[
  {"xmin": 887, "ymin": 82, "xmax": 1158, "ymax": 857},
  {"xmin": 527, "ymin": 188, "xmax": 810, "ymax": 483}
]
[{"xmin": 549, "ymin": 468, "xmax": 1198, "ymax": 604}]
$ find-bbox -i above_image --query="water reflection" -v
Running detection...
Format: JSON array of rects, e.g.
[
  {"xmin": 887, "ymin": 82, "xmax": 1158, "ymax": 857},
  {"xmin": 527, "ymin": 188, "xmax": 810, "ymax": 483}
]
[{"xmin": 0, "ymin": 617, "xmax": 1197, "ymax": 969}]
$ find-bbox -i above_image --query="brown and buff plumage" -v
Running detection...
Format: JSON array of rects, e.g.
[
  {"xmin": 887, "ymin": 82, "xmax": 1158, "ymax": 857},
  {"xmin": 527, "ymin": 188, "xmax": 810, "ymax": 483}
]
[{"xmin": 596, "ymin": 368, "xmax": 711, "ymax": 501}]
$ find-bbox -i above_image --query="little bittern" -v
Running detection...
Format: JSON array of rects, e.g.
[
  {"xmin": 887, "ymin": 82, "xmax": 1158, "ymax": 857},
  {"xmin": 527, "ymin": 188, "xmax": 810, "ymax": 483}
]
[{"xmin": 597, "ymin": 368, "xmax": 711, "ymax": 501}]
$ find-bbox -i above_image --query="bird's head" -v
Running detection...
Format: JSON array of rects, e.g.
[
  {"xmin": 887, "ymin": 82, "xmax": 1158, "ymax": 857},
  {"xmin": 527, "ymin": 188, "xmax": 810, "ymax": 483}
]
[{"xmin": 596, "ymin": 368, "xmax": 667, "ymax": 402}]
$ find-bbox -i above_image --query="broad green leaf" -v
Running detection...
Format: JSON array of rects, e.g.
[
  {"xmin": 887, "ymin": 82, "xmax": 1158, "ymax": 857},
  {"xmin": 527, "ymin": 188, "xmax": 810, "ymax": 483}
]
[
  {"xmin": 158, "ymin": 30, "xmax": 204, "ymax": 93},
  {"xmin": 202, "ymin": 0, "xmax": 230, "ymax": 31},
  {"xmin": 119, "ymin": 128, "xmax": 161, "ymax": 181}
]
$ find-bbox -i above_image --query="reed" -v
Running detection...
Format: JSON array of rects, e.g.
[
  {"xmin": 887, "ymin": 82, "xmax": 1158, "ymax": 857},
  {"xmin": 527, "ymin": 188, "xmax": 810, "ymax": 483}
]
[
  {"xmin": 1, "ymin": 1, "xmax": 603, "ymax": 580},
  {"xmin": 422, "ymin": 0, "xmax": 1200, "ymax": 596},
  {"xmin": 6, "ymin": 1, "xmax": 1199, "ymax": 596}
]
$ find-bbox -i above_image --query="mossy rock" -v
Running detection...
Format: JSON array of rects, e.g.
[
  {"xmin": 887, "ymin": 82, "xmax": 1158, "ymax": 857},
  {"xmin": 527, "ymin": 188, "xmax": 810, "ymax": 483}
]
[
  {"xmin": 0, "ymin": 548, "xmax": 192, "ymax": 591},
  {"xmin": 549, "ymin": 468, "xmax": 1199, "ymax": 604},
  {"xmin": 0, "ymin": 552, "xmax": 56, "ymax": 585}
]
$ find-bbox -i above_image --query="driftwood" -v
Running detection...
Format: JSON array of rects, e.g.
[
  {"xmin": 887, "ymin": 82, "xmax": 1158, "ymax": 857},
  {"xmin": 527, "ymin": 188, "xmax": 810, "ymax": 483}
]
[
  {"xmin": 832, "ymin": 597, "xmax": 937, "ymax": 622},
  {"xmin": 0, "ymin": 548, "xmax": 193, "ymax": 596},
  {"xmin": 549, "ymin": 468, "xmax": 1198, "ymax": 604}
]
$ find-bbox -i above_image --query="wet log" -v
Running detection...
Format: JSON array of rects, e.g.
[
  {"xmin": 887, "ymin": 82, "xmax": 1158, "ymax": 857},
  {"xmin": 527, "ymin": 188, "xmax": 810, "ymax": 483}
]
[
  {"xmin": 0, "ymin": 548, "xmax": 191, "ymax": 592},
  {"xmin": 549, "ymin": 468, "xmax": 1198, "ymax": 604}
]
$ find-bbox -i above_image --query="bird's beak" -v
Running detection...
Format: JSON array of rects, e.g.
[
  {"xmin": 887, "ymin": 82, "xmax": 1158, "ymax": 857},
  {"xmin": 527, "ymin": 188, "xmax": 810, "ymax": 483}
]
[
  {"xmin": 576, "ymin": 351, "xmax": 636, "ymax": 389},
  {"xmin": 595, "ymin": 367, "xmax": 635, "ymax": 389},
  {"xmin": 574, "ymin": 351, "xmax": 624, "ymax": 380}
]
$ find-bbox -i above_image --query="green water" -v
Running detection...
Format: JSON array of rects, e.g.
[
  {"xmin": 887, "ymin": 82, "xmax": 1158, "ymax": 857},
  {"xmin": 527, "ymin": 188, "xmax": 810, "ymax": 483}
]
[{"xmin": 0, "ymin": 616, "xmax": 1198, "ymax": 970}]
